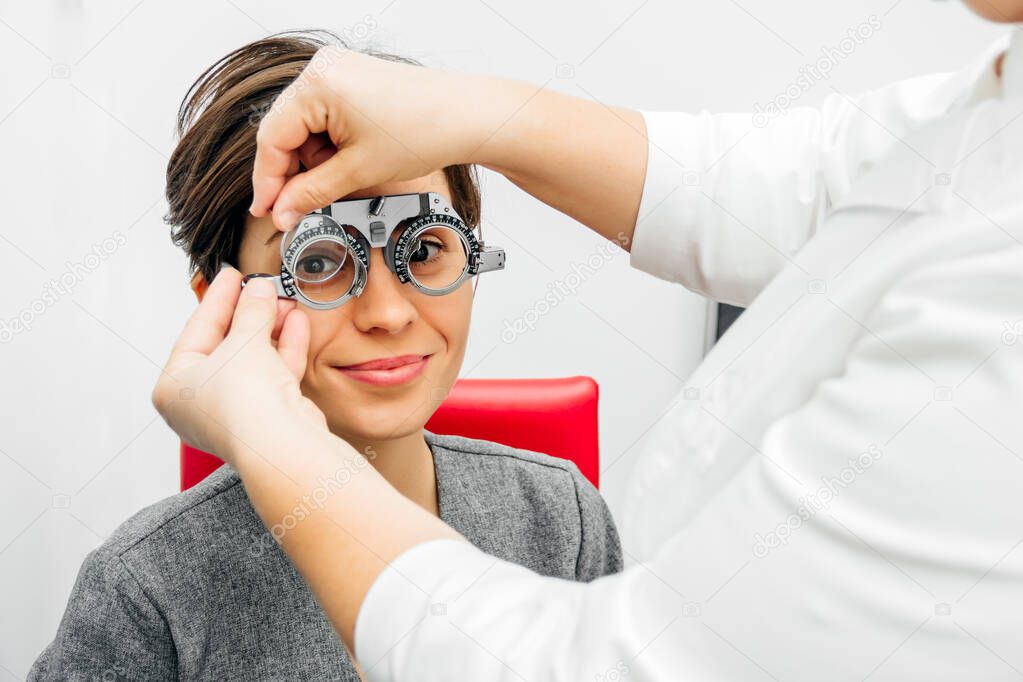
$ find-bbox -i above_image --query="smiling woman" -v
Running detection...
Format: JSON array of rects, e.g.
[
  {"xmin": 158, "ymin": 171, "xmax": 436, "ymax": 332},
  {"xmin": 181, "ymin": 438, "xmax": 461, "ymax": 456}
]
[
  {"xmin": 28, "ymin": 29, "xmax": 623, "ymax": 682},
  {"xmin": 166, "ymin": 31, "xmax": 488, "ymax": 472}
]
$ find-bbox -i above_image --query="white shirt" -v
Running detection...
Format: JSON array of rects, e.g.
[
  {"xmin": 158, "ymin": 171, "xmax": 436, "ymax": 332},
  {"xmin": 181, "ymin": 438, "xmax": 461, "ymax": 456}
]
[{"xmin": 356, "ymin": 31, "xmax": 1023, "ymax": 681}]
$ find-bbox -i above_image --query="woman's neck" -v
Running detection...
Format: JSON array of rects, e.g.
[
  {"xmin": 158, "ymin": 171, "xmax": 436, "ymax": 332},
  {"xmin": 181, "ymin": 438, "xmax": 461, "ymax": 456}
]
[{"xmin": 342, "ymin": 429, "xmax": 440, "ymax": 517}]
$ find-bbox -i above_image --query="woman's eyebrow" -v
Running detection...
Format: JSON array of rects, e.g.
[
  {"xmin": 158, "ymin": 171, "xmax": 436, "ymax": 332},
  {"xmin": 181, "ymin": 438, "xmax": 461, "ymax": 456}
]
[{"xmin": 264, "ymin": 231, "xmax": 283, "ymax": 246}]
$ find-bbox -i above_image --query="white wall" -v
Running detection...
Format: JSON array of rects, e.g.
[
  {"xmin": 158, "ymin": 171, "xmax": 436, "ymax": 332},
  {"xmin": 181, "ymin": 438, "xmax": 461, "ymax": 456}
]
[{"xmin": 0, "ymin": 0, "xmax": 1008, "ymax": 676}]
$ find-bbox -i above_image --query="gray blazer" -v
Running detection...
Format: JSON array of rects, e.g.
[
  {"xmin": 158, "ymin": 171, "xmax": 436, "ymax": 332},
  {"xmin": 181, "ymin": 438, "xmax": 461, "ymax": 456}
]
[{"xmin": 30, "ymin": 430, "xmax": 622, "ymax": 680}]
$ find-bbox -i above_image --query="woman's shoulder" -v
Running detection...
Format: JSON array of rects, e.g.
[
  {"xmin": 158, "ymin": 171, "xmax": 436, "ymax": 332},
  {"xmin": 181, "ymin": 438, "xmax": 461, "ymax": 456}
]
[
  {"xmin": 425, "ymin": 429, "xmax": 622, "ymax": 580},
  {"xmin": 425, "ymin": 429, "xmax": 595, "ymax": 500},
  {"xmin": 425, "ymin": 428, "xmax": 583, "ymax": 472},
  {"xmin": 35, "ymin": 465, "xmax": 352, "ymax": 679},
  {"xmin": 85, "ymin": 463, "xmax": 257, "ymax": 571}
]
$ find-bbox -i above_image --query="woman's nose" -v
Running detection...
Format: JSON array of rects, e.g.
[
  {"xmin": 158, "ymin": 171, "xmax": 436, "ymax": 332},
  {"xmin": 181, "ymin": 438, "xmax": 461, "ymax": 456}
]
[{"xmin": 347, "ymin": 248, "xmax": 418, "ymax": 334}]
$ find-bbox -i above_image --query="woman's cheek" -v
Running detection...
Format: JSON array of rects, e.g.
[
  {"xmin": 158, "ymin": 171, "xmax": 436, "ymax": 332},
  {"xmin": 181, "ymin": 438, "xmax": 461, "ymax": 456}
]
[
  {"xmin": 433, "ymin": 287, "xmax": 473, "ymax": 370},
  {"xmin": 303, "ymin": 311, "xmax": 341, "ymax": 374}
]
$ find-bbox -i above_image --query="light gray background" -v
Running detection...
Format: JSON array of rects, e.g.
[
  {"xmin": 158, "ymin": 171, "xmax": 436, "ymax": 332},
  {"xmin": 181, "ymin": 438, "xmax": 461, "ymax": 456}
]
[{"xmin": 0, "ymin": 0, "xmax": 1008, "ymax": 676}]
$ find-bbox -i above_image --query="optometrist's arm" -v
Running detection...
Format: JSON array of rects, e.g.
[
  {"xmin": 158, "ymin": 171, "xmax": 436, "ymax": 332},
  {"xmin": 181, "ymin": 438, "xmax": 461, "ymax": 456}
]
[
  {"xmin": 482, "ymin": 59, "xmax": 966, "ymax": 308},
  {"xmin": 249, "ymin": 46, "xmax": 975, "ymax": 308}
]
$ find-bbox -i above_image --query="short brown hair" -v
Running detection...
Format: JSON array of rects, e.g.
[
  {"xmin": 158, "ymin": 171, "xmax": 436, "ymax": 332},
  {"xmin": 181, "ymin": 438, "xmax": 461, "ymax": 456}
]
[{"xmin": 165, "ymin": 30, "xmax": 482, "ymax": 286}]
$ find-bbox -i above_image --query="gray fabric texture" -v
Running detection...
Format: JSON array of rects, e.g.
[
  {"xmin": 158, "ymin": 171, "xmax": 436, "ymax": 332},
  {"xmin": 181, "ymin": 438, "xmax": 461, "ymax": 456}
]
[{"xmin": 30, "ymin": 429, "xmax": 622, "ymax": 681}]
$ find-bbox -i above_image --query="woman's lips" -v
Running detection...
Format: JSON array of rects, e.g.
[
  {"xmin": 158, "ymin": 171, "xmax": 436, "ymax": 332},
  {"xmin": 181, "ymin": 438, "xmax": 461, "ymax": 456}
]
[{"xmin": 333, "ymin": 354, "xmax": 430, "ymax": 386}]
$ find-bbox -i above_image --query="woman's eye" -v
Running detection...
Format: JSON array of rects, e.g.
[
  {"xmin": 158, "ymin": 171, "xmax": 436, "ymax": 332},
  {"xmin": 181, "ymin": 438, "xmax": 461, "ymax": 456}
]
[
  {"xmin": 409, "ymin": 239, "xmax": 443, "ymax": 263},
  {"xmin": 297, "ymin": 254, "xmax": 338, "ymax": 275}
]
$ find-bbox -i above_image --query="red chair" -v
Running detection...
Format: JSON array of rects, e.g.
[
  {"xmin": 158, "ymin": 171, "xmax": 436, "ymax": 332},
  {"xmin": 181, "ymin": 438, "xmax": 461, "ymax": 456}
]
[{"xmin": 180, "ymin": 376, "xmax": 601, "ymax": 491}]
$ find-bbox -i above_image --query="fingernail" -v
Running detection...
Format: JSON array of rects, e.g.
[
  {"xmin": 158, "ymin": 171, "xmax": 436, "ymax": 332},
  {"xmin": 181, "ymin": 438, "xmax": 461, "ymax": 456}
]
[
  {"xmin": 278, "ymin": 209, "xmax": 300, "ymax": 231},
  {"xmin": 248, "ymin": 278, "xmax": 274, "ymax": 299}
]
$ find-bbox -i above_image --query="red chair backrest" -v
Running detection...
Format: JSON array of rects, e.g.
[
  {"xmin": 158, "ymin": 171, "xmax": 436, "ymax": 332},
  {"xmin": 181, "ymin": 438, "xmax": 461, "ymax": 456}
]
[{"xmin": 180, "ymin": 376, "xmax": 600, "ymax": 491}]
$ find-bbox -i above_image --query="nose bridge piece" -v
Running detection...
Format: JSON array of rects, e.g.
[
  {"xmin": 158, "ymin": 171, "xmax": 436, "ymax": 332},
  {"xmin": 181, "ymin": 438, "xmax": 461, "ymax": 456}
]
[{"xmin": 368, "ymin": 196, "xmax": 389, "ymax": 247}]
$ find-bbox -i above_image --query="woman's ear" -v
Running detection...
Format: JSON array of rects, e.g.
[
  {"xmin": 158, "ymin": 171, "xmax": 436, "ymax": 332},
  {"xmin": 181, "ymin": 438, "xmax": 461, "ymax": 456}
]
[{"xmin": 190, "ymin": 270, "xmax": 209, "ymax": 303}]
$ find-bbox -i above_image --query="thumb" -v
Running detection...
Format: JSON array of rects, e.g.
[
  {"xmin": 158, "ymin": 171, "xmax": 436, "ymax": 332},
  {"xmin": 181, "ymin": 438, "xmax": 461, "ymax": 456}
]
[
  {"xmin": 228, "ymin": 277, "xmax": 277, "ymax": 341},
  {"xmin": 277, "ymin": 307, "xmax": 310, "ymax": 382},
  {"xmin": 272, "ymin": 146, "xmax": 370, "ymax": 231}
]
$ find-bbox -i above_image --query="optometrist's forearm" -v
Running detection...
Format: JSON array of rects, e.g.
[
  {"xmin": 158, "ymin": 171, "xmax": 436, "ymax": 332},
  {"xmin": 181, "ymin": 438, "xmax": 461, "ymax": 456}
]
[
  {"xmin": 226, "ymin": 420, "xmax": 463, "ymax": 652},
  {"xmin": 463, "ymin": 76, "xmax": 649, "ymax": 250}
]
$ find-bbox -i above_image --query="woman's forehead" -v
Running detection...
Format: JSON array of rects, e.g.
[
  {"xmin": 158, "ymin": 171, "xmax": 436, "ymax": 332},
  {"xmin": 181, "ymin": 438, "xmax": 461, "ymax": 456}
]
[{"xmin": 340, "ymin": 172, "xmax": 451, "ymax": 202}]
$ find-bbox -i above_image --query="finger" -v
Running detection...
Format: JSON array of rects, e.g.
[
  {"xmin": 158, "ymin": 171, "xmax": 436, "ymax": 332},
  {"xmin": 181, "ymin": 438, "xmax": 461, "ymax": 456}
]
[
  {"xmin": 250, "ymin": 140, "xmax": 298, "ymax": 219},
  {"xmin": 270, "ymin": 298, "xmax": 298, "ymax": 343},
  {"xmin": 277, "ymin": 307, "xmax": 310, "ymax": 382},
  {"xmin": 171, "ymin": 266, "xmax": 243, "ymax": 357},
  {"xmin": 286, "ymin": 151, "xmax": 302, "ymax": 178},
  {"xmin": 272, "ymin": 146, "xmax": 369, "ymax": 231},
  {"xmin": 250, "ymin": 83, "xmax": 318, "ymax": 218},
  {"xmin": 227, "ymin": 276, "xmax": 277, "ymax": 341},
  {"xmin": 298, "ymin": 133, "xmax": 337, "ymax": 170}
]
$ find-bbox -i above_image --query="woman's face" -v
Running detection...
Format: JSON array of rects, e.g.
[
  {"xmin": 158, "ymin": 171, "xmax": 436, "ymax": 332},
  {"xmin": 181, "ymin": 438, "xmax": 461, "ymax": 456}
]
[{"xmin": 234, "ymin": 171, "xmax": 474, "ymax": 444}]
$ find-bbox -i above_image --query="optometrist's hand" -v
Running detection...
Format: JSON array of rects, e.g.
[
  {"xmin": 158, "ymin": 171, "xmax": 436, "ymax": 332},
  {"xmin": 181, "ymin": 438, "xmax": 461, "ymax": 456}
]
[
  {"xmin": 151, "ymin": 267, "xmax": 328, "ymax": 462},
  {"xmin": 249, "ymin": 46, "xmax": 484, "ymax": 231},
  {"xmin": 249, "ymin": 45, "xmax": 648, "ymax": 248}
]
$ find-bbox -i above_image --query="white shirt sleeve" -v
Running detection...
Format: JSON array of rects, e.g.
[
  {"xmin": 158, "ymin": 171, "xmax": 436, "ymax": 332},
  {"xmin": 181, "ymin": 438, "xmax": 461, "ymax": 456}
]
[
  {"xmin": 355, "ymin": 186, "xmax": 1023, "ymax": 681},
  {"xmin": 354, "ymin": 539, "xmax": 656, "ymax": 682},
  {"xmin": 629, "ymin": 70, "xmax": 965, "ymax": 308}
]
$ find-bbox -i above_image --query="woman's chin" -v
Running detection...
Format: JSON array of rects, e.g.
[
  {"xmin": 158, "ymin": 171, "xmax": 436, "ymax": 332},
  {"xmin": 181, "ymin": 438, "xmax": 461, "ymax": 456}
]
[{"xmin": 323, "ymin": 402, "xmax": 431, "ymax": 445}]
